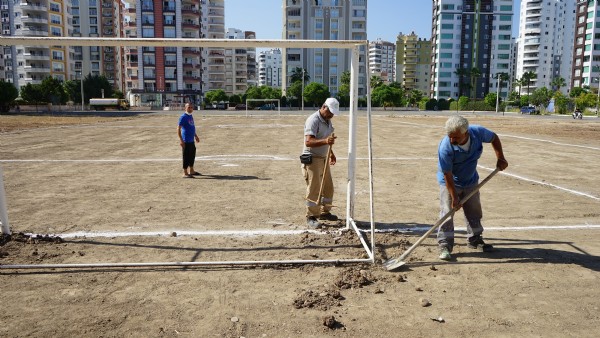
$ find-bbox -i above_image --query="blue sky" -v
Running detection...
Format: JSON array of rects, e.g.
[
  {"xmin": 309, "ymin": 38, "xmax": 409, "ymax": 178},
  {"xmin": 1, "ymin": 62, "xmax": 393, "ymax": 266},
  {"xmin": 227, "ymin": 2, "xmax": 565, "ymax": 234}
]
[{"xmin": 225, "ymin": 0, "xmax": 521, "ymax": 42}]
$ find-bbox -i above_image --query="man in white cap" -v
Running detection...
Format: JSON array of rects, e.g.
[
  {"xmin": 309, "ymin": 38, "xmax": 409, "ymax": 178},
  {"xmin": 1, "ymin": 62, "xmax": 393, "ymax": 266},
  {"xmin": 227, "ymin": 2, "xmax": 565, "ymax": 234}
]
[{"xmin": 301, "ymin": 97, "xmax": 340, "ymax": 228}]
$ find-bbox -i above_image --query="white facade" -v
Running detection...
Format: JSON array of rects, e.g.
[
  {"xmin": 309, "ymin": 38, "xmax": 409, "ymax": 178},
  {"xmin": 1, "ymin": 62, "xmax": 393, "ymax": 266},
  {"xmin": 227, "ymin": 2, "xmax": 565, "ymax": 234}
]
[
  {"xmin": 201, "ymin": 0, "xmax": 225, "ymax": 93},
  {"xmin": 224, "ymin": 28, "xmax": 256, "ymax": 95},
  {"xmin": 368, "ymin": 39, "xmax": 395, "ymax": 84},
  {"xmin": 431, "ymin": 0, "xmax": 515, "ymax": 100},
  {"xmin": 258, "ymin": 48, "xmax": 283, "ymax": 88},
  {"xmin": 282, "ymin": 0, "xmax": 367, "ymax": 96},
  {"xmin": 516, "ymin": 0, "xmax": 576, "ymax": 94}
]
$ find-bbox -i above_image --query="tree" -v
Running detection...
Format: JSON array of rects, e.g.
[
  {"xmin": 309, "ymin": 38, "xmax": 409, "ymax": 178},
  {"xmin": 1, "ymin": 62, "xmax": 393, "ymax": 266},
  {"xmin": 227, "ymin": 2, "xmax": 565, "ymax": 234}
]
[
  {"xmin": 40, "ymin": 77, "xmax": 67, "ymax": 104},
  {"xmin": 205, "ymin": 89, "xmax": 228, "ymax": 104},
  {"xmin": 569, "ymin": 87, "xmax": 587, "ymax": 98},
  {"xmin": 287, "ymin": 81, "xmax": 303, "ymax": 106},
  {"xmin": 407, "ymin": 89, "xmax": 423, "ymax": 107},
  {"xmin": 337, "ymin": 71, "xmax": 351, "ymax": 107},
  {"xmin": 20, "ymin": 83, "xmax": 45, "ymax": 104},
  {"xmin": 229, "ymin": 94, "xmax": 242, "ymax": 104},
  {"xmin": 63, "ymin": 80, "xmax": 82, "ymax": 104},
  {"xmin": 575, "ymin": 92, "xmax": 597, "ymax": 109},
  {"xmin": 290, "ymin": 67, "xmax": 309, "ymax": 84},
  {"xmin": 84, "ymin": 74, "xmax": 113, "ymax": 104},
  {"xmin": 484, "ymin": 92, "xmax": 497, "ymax": 108},
  {"xmin": 553, "ymin": 91, "xmax": 571, "ymax": 115},
  {"xmin": 370, "ymin": 75, "xmax": 383, "ymax": 88},
  {"xmin": 521, "ymin": 71, "xmax": 536, "ymax": 96},
  {"xmin": 551, "ymin": 77, "xmax": 567, "ymax": 92},
  {"xmin": 454, "ymin": 68, "xmax": 470, "ymax": 97},
  {"xmin": 469, "ymin": 67, "xmax": 481, "ymax": 99},
  {"xmin": 303, "ymin": 82, "xmax": 330, "ymax": 108},
  {"xmin": 530, "ymin": 87, "xmax": 552, "ymax": 110},
  {"xmin": 0, "ymin": 81, "xmax": 19, "ymax": 112},
  {"xmin": 371, "ymin": 85, "xmax": 402, "ymax": 109}
]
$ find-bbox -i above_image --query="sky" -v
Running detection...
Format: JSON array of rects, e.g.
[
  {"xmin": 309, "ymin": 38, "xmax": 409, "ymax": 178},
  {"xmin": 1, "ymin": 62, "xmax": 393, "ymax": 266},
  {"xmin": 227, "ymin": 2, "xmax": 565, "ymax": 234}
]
[{"xmin": 225, "ymin": 0, "xmax": 521, "ymax": 43}]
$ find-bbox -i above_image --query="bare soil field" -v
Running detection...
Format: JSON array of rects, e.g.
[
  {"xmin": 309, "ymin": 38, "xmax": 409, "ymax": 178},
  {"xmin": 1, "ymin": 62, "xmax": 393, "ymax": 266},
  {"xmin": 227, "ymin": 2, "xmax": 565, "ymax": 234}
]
[{"xmin": 1, "ymin": 111, "xmax": 599, "ymax": 337}]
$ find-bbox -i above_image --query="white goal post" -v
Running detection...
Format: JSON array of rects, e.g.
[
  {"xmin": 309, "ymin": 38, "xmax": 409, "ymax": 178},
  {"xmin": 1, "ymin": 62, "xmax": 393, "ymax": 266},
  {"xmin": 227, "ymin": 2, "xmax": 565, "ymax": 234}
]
[
  {"xmin": 0, "ymin": 36, "xmax": 376, "ymax": 269},
  {"xmin": 245, "ymin": 98, "xmax": 280, "ymax": 117}
]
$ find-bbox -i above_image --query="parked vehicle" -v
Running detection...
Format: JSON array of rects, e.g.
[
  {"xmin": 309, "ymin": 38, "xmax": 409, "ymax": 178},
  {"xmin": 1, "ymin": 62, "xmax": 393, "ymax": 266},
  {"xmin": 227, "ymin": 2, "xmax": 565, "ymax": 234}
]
[
  {"xmin": 572, "ymin": 109, "xmax": 583, "ymax": 119},
  {"xmin": 89, "ymin": 98, "xmax": 130, "ymax": 111},
  {"xmin": 235, "ymin": 104, "xmax": 247, "ymax": 110},
  {"xmin": 520, "ymin": 106, "xmax": 537, "ymax": 115},
  {"xmin": 258, "ymin": 103, "xmax": 276, "ymax": 110}
]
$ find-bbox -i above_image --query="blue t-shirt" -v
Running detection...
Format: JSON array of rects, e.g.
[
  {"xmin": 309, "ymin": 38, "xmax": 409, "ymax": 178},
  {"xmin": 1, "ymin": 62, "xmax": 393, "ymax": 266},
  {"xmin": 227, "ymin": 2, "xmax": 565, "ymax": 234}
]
[
  {"xmin": 178, "ymin": 113, "xmax": 196, "ymax": 143},
  {"xmin": 437, "ymin": 125, "xmax": 495, "ymax": 188}
]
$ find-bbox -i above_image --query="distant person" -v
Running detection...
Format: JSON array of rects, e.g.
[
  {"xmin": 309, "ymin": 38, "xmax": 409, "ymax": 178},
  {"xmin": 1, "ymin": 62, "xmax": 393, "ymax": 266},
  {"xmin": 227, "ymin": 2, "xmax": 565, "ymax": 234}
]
[
  {"xmin": 437, "ymin": 115, "xmax": 508, "ymax": 260},
  {"xmin": 301, "ymin": 98, "xmax": 340, "ymax": 228},
  {"xmin": 177, "ymin": 103, "xmax": 201, "ymax": 178}
]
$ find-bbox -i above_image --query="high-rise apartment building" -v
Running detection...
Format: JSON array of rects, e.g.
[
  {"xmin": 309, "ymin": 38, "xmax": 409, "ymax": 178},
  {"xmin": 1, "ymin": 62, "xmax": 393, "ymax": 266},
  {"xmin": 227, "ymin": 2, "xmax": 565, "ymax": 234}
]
[
  {"xmin": 0, "ymin": 0, "xmax": 72, "ymax": 89},
  {"xmin": 517, "ymin": 0, "xmax": 575, "ymax": 95},
  {"xmin": 130, "ymin": 0, "xmax": 202, "ymax": 107},
  {"xmin": 224, "ymin": 28, "xmax": 256, "ymax": 95},
  {"xmin": 396, "ymin": 32, "xmax": 431, "ymax": 93},
  {"xmin": 368, "ymin": 39, "xmax": 395, "ymax": 84},
  {"xmin": 430, "ymin": 0, "xmax": 514, "ymax": 100},
  {"xmin": 571, "ymin": 0, "xmax": 598, "ymax": 91},
  {"xmin": 258, "ymin": 48, "xmax": 283, "ymax": 88},
  {"xmin": 282, "ymin": 0, "xmax": 368, "ymax": 96},
  {"xmin": 201, "ymin": 0, "xmax": 225, "ymax": 95}
]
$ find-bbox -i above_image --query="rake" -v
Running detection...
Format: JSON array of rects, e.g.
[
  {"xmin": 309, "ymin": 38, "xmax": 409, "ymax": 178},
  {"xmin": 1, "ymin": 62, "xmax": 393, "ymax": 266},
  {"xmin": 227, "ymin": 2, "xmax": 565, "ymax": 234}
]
[{"xmin": 383, "ymin": 168, "xmax": 499, "ymax": 271}]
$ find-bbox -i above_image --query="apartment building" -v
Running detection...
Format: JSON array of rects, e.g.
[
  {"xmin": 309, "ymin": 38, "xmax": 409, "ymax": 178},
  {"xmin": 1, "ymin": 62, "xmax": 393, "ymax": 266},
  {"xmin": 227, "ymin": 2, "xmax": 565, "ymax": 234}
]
[
  {"xmin": 430, "ymin": 0, "xmax": 514, "ymax": 100},
  {"xmin": 71, "ymin": 0, "xmax": 125, "ymax": 90},
  {"xmin": 368, "ymin": 38, "xmax": 395, "ymax": 84},
  {"xmin": 129, "ymin": 0, "xmax": 202, "ymax": 107},
  {"xmin": 201, "ymin": 0, "xmax": 225, "ymax": 95},
  {"xmin": 224, "ymin": 28, "xmax": 256, "ymax": 96},
  {"xmin": 395, "ymin": 32, "xmax": 431, "ymax": 93},
  {"xmin": 571, "ymin": 0, "xmax": 599, "ymax": 91},
  {"xmin": 282, "ymin": 0, "xmax": 368, "ymax": 97},
  {"xmin": 517, "ymin": 0, "xmax": 576, "ymax": 95},
  {"xmin": 258, "ymin": 48, "xmax": 283, "ymax": 88},
  {"xmin": 0, "ymin": 0, "xmax": 71, "ymax": 89}
]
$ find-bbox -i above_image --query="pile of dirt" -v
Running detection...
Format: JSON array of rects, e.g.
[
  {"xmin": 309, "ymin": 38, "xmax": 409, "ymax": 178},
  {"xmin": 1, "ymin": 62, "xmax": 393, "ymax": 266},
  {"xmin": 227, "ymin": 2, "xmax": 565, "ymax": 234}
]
[
  {"xmin": 333, "ymin": 267, "xmax": 375, "ymax": 289},
  {"xmin": 293, "ymin": 288, "xmax": 345, "ymax": 311}
]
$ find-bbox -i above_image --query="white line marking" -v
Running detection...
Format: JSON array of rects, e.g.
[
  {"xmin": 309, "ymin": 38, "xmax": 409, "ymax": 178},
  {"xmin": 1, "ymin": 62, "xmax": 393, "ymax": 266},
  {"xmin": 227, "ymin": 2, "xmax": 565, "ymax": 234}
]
[
  {"xmin": 498, "ymin": 134, "xmax": 600, "ymax": 151},
  {"xmin": 0, "ymin": 156, "xmax": 436, "ymax": 163},
  {"xmin": 27, "ymin": 224, "xmax": 600, "ymax": 239},
  {"xmin": 478, "ymin": 165, "xmax": 600, "ymax": 201}
]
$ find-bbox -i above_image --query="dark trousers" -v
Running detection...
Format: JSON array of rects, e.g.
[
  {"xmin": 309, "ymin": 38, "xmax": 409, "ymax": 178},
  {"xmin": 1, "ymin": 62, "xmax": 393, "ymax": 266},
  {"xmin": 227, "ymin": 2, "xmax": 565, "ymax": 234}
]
[{"xmin": 182, "ymin": 142, "xmax": 196, "ymax": 169}]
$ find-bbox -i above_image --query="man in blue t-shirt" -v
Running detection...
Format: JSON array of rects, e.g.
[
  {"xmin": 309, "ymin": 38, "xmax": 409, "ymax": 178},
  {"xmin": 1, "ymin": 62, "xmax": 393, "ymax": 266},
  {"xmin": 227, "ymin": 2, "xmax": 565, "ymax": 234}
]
[
  {"xmin": 436, "ymin": 116, "xmax": 508, "ymax": 261},
  {"xmin": 177, "ymin": 103, "xmax": 200, "ymax": 178}
]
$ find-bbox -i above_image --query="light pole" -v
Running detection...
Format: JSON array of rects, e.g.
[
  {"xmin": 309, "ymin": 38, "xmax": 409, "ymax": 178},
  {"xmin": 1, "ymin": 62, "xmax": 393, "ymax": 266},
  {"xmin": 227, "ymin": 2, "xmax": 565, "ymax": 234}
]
[
  {"xmin": 495, "ymin": 74, "xmax": 500, "ymax": 114},
  {"xmin": 77, "ymin": 71, "xmax": 84, "ymax": 111},
  {"xmin": 301, "ymin": 68, "xmax": 304, "ymax": 112}
]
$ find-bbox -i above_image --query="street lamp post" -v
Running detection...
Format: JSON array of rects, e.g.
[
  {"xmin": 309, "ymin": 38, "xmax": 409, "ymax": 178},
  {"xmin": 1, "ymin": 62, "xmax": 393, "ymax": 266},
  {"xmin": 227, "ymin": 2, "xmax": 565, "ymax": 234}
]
[
  {"xmin": 495, "ymin": 74, "xmax": 500, "ymax": 114},
  {"xmin": 301, "ymin": 68, "xmax": 304, "ymax": 112},
  {"xmin": 77, "ymin": 71, "xmax": 84, "ymax": 111}
]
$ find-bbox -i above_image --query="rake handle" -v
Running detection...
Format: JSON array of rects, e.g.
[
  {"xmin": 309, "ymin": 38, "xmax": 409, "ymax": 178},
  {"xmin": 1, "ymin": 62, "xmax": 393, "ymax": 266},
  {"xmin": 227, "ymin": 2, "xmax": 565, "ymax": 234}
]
[
  {"xmin": 397, "ymin": 168, "xmax": 500, "ymax": 262},
  {"xmin": 316, "ymin": 133, "xmax": 334, "ymax": 205}
]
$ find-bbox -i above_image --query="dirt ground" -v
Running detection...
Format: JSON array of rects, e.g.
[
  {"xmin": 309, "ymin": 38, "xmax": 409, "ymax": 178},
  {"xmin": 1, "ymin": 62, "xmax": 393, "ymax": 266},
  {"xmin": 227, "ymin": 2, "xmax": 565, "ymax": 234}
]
[{"xmin": 1, "ymin": 110, "xmax": 599, "ymax": 337}]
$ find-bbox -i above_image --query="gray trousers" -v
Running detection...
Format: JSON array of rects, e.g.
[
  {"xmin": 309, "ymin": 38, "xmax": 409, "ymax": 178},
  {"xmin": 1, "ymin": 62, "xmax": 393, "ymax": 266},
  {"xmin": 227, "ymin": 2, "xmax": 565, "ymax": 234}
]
[
  {"xmin": 437, "ymin": 184, "xmax": 483, "ymax": 251},
  {"xmin": 302, "ymin": 155, "xmax": 333, "ymax": 218}
]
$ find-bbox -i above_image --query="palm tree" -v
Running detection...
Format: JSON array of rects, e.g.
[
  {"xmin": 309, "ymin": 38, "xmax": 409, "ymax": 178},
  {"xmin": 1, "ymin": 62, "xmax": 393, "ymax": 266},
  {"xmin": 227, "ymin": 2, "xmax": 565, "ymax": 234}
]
[
  {"xmin": 290, "ymin": 67, "xmax": 309, "ymax": 84},
  {"xmin": 497, "ymin": 72, "xmax": 510, "ymax": 99},
  {"xmin": 370, "ymin": 75, "xmax": 383, "ymax": 88},
  {"xmin": 513, "ymin": 78, "xmax": 523, "ymax": 96},
  {"xmin": 522, "ymin": 71, "xmax": 536, "ymax": 96},
  {"xmin": 454, "ymin": 68, "xmax": 470, "ymax": 97},
  {"xmin": 551, "ymin": 77, "xmax": 567, "ymax": 92},
  {"xmin": 469, "ymin": 67, "xmax": 481, "ymax": 99}
]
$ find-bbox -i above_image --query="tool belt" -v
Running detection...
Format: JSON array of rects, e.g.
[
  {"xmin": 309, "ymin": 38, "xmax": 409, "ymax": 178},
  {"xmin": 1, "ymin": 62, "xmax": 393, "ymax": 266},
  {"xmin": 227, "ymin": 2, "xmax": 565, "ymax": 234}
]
[{"xmin": 299, "ymin": 153, "xmax": 312, "ymax": 164}]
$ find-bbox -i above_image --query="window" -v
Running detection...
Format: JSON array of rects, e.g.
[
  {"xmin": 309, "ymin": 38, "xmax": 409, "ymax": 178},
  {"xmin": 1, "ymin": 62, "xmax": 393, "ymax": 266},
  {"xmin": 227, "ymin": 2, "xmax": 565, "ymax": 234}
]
[
  {"xmin": 164, "ymin": 27, "xmax": 176, "ymax": 38},
  {"xmin": 143, "ymin": 27, "xmax": 155, "ymax": 38}
]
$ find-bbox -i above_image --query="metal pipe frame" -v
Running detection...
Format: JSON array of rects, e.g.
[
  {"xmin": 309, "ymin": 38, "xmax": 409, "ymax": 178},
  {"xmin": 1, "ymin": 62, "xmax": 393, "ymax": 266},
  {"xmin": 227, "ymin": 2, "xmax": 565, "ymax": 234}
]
[{"xmin": 0, "ymin": 37, "xmax": 375, "ymax": 270}]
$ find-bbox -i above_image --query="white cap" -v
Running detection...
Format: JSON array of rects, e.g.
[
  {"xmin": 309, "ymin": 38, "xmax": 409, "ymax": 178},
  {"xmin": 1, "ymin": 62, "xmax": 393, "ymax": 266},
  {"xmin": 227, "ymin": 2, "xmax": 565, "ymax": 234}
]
[{"xmin": 324, "ymin": 97, "xmax": 340, "ymax": 115}]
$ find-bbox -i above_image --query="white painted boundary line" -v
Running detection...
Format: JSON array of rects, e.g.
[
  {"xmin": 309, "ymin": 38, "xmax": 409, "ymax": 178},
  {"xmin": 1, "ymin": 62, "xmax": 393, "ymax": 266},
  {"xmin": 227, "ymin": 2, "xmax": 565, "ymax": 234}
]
[
  {"xmin": 498, "ymin": 134, "xmax": 600, "ymax": 151},
  {"xmin": 0, "ymin": 156, "xmax": 436, "ymax": 163},
  {"xmin": 27, "ymin": 225, "xmax": 600, "ymax": 239},
  {"xmin": 478, "ymin": 165, "xmax": 600, "ymax": 201}
]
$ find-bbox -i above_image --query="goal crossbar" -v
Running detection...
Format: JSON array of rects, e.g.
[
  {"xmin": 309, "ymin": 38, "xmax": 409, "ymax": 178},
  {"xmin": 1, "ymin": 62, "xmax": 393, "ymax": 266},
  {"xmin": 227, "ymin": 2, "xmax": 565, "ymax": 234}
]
[{"xmin": 0, "ymin": 36, "xmax": 376, "ymax": 270}]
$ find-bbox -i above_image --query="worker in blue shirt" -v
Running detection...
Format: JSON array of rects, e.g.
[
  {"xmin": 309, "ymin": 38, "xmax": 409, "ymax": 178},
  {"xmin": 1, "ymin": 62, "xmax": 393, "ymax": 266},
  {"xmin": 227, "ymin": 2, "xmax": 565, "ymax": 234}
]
[{"xmin": 437, "ymin": 115, "xmax": 508, "ymax": 260}]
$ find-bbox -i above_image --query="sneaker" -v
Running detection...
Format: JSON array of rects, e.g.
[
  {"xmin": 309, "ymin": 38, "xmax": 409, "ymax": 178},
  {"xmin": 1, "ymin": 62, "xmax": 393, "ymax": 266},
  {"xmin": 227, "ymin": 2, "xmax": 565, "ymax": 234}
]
[
  {"xmin": 439, "ymin": 247, "xmax": 452, "ymax": 261},
  {"xmin": 306, "ymin": 216, "xmax": 321, "ymax": 228},
  {"xmin": 318, "ymin": 212, "xmax": 338, "ymax": 221},
  {"xmin": 467, "ymin": 236, "xmax": 494, "ymax": 252}
]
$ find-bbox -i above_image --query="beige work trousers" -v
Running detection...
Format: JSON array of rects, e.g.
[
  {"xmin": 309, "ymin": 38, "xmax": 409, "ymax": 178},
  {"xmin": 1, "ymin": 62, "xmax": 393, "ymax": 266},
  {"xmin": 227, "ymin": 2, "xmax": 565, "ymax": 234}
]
[{"xmin": 302, "ymin": 155, "xmax": 334, "ymax": 217}]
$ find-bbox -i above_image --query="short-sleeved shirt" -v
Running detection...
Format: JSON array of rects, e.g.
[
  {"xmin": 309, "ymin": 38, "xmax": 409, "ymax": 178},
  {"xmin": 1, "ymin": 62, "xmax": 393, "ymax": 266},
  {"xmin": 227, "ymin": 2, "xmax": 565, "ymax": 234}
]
[
  {"xmin": 303, "ymin": 111, "xmax": 334, "ymax": 157},
  {"xmin": 178, "ymin": 113, "xmax": 196, "ymax": 143},
  {"xmin": 437, "ymin": 125, "xmax": 495, "ymax": 188}
]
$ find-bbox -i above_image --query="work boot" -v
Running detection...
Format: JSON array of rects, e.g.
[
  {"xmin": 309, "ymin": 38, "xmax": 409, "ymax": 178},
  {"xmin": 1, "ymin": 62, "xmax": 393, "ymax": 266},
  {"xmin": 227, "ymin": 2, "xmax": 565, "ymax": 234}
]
[
  {"xmin": 318, "ymin": 212, "xmax": 338, "ymax": 221},
  {"xmin": 439, "ymin": 247, "xmax": 452, "ymax": 261},
  {"xmin": 467, "ymin": 235, "xmax": 494, "ymax": 252},
  {"xmin": 306, "ymin": 216, "xmax": 321, "ymax": 228}
]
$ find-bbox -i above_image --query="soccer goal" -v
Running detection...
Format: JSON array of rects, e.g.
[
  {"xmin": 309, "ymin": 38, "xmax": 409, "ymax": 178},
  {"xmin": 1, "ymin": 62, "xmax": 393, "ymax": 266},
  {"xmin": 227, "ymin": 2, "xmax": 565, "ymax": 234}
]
[
  {"xmin": 245, "ymin": 98, "xmax": 281, "ymax": 117},
  {"xmin": 0, "ymin": 36, "xmax": 375, "ymax": 270}
]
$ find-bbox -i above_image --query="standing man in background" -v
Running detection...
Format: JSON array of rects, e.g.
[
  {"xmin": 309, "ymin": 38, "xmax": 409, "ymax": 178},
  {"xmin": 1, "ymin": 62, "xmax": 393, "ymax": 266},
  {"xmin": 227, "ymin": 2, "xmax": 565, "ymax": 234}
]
[
  {"xmin": 301, "ymin": 98, "xmax": 340, "ymax": 228},
  {"xmin": 178, "ymin": 103, "xmax": 201, "ymax": 178}
]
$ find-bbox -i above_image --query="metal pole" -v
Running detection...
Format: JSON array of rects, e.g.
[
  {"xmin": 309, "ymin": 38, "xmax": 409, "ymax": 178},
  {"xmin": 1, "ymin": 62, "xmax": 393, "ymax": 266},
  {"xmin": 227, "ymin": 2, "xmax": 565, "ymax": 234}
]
[
  {"xmin": 597, "ymin": 80, "xmax": 599, "ymax": 118},
  {"xmin": 495, "ymin": 74, "xmax": 500, "ymax": 114},
  {"xmin": 79, "ymin": 71, "xmax": 84, "ymax": 111},
  {"xmin": 301, "ymin": 68, "xmax": 304, "ymax": 112},
  {"xmin": 0, "ymin": 165, "xmax": 10, "ymax": 235}
]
